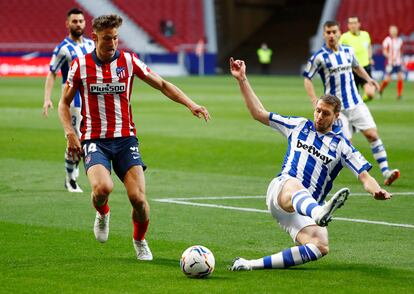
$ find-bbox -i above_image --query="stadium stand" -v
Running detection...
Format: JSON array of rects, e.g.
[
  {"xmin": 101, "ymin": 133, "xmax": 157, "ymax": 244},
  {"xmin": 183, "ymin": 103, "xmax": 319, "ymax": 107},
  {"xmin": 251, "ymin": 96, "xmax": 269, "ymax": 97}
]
[
  {"xmin": 0, "ymin": 0, "xmax": 94, "ymax": 52},
  {"xmin": 336, "ymin": 0, "xmax": 414, "ymax": 45},
  {"xmin": 113, "ymin": 0, "xmax": 205, "ymax": 52}
]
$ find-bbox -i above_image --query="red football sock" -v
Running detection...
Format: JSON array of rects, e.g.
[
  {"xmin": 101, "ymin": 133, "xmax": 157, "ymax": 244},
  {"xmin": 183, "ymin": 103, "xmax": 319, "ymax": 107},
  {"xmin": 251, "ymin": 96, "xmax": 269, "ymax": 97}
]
[
  {"xmin": 94, "ymin": 199, "xmax": 109, "ymax": 215},
  {"xmin": 380, "ymin": 80, "xmax": 389, "ymax": 92},
  {"xmin": 133, "ymin": 219, "xmax": 149, "ymax": 241},
  {"xmin": 397, "ymin": 79, "xmax": 403, "ymax": 96}
]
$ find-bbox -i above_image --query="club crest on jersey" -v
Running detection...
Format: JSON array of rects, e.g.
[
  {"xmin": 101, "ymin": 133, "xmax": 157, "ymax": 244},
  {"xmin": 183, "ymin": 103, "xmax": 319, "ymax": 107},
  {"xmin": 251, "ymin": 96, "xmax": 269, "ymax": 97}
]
[
  {"xmin": 116, "ymin": 66, "xmax": 126, "ymax": 78},
  {"xmin": 89, "ymin": 82, "xmax": 126, "ymax": 94},
  {"xmin": 329, "ymin": 141, "xmax": 338, "ymax": 153}
]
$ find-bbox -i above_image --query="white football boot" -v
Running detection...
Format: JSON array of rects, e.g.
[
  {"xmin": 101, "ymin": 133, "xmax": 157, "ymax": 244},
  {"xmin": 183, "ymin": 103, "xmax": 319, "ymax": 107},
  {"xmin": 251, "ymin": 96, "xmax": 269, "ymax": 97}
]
[
  {"xmin": 133, "ymin": 239, "xmax": 153, "ymax": 261},
  {"xmin": 94, "ymin": 211, "xmax": 110, "ymax": 243},
  {"xmin": 314, "ymin": 188, "xmax": 350, "ymax": 227},
  {"xmin": 65, "ymin": 177, "xmax": 83, "ymax": 193},
  {"xmin": 230, "ymin": 257, "xmax": 252, "ymax": 271},
  {"xmin": 384, "ymin": 169, "xmax": 400, "ymax": 186}
]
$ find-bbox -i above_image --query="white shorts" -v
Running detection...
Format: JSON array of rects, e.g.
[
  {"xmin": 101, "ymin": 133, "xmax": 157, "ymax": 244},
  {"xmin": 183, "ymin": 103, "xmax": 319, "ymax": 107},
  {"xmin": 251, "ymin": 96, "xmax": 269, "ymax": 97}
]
[
  {"xmin": 266, "ymin": 175, "xmax": 316, "ymax": 243},
  {"xmin": 338, "ymin": 103, "xmax": 376, "ymax": 139}
]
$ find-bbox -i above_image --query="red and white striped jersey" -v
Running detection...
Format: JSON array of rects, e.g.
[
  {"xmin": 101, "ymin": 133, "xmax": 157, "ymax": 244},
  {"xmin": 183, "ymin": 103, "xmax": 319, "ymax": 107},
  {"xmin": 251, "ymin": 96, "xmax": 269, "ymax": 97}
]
[
  {"xmin": 382, "ymin": 36, "xmax": 403, "ymax": 66},
  {"xmin": 67, "ymin": 50, "xmax": 150, "ymax": 141}
]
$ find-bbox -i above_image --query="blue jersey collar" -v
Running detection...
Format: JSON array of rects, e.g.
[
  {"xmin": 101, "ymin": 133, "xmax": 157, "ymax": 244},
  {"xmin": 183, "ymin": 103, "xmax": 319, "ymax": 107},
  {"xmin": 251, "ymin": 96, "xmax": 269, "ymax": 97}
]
[{"xmin": 91, "ymin": 49, "xmax": 120, "ymax": 66}]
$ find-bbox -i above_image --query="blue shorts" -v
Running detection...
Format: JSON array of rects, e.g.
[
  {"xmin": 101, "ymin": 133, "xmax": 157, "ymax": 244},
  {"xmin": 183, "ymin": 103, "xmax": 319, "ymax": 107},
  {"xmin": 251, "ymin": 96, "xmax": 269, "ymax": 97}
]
[
  {"xmin": 82, "ymin": 136, "xmax": 146, "ymax": 181},
  {"xmin": 386, "ymin": 65, "xmax": 402, "ymax": 75}
]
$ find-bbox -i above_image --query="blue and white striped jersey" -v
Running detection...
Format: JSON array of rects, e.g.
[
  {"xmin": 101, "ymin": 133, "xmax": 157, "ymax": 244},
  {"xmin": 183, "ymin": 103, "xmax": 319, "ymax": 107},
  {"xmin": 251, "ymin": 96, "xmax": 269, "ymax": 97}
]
[
  {"xmin": 269, "ymin": 112, "xmax": 371, "ymax": 203},
  {"xmin": 49, "ymin": 37, "xmax": 94, "ymax": 107},
  {"xmin": 303, "ymin": 44, "xmax": 362, "ymax": 110}
]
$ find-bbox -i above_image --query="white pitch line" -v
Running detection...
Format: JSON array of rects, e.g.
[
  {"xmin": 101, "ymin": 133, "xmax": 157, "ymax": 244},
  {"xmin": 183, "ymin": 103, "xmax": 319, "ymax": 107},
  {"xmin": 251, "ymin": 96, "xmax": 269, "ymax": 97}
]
[
  {"xmin": 156, "ymin": 191, "xmax": 414, "ymax": 201},
  {"xmin": 154, "ymin": 197, "xmax": 414, "ymax": 229}
]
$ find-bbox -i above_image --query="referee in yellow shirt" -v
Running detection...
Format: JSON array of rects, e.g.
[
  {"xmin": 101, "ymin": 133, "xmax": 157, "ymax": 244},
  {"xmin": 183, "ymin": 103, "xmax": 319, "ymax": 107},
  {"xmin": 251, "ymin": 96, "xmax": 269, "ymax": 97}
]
[{"xmin": 340, "ymin": 16, "xmax": 375, "ymax": 101}]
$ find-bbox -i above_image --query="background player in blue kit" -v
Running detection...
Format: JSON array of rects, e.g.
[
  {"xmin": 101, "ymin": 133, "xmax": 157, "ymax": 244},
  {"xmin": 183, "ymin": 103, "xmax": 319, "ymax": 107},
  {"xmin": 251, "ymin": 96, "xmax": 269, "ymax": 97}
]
[
  {"xmin": 42, "ymin": 8, "xmax": 95, "ymax": 193},
  {"xmin": 229, "ymin": 57, "xmax": 391, "ymax": 271},
  {"xmin": 303, "ymin": 21, "xmax": 400, "ymax": 186}
]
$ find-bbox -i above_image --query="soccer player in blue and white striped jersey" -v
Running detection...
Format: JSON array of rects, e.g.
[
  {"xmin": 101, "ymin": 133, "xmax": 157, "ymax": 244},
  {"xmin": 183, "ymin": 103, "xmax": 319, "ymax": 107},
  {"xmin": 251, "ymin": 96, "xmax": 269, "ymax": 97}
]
[
  {"xmin": 229, "ymin": 57, "xmax": 391, "ymax": 271},
  {"xmin": 42, "ymin": 8, "xmax": 94, "ymax": 193},
  {"xmin": 303, "ymin": 20, "xmax": 400, "ymax": 186}
]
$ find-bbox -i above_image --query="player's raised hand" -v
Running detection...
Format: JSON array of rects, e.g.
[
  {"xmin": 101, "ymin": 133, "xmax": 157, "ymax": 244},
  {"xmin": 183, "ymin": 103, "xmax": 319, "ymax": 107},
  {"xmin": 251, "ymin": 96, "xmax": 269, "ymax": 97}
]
[
  {"xmin": 43, "ymin": 99, "xmax": 54, "ymax": 117},
  {"xmin": 373, "ymin": 188, "xmax": 392, "ymax": 200},
  {"xmin": 190, "ymin": 104, "xmax": 210, "ymax": 122},
  {"xmin": 230, "ymin": 57, "xmax": 246, "ymax": 81}
]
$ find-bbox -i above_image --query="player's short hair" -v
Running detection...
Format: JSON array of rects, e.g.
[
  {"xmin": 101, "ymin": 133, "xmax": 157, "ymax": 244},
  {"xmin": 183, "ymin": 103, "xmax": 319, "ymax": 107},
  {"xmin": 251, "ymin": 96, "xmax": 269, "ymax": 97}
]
[
  {"xmin": 67, "ymin": 8, "xmax": 84, "ymax": 18},
  {"xmin": 323, "ymin": 20, "xmax": 339, "ymax": 29},
  {"xmin": 319, "ymin": 95, "xmax": 341, "ymax": 113},
  {"xmin": 92, "ymin": 14, "xmax": 123, "ymax": 32},
  {"xmin": 347, "ymin": 16, "xmax": 360, "ymax": 22}
]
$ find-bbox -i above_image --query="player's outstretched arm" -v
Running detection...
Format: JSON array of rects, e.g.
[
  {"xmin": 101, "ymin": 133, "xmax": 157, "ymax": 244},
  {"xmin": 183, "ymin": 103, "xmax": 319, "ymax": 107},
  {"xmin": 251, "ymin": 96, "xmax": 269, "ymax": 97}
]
[
  {"xmin": 358, "ymin": 171, "xmax": 392, "ymax": 200},
  {"xmin": 143, "ymin": 71, "xmax": 210, "ymax": 122},
  {"xmin": 43, "ymin": 72, "xmax": 57, "ymax": 117},
  {"xmin": 229, "ymin": 57, "xmax": 269, "ymax": 125},
  {"xmin": 58, "ymin": 84, "xmax": 82, "ymax": 159}
]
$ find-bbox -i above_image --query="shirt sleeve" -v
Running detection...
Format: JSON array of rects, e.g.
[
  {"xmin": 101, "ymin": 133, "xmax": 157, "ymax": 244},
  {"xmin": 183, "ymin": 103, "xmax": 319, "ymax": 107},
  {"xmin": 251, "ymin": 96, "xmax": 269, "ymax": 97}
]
[
  {"xmin": 303, "ymin": 53, "xmax": 320, "ymax": 79},
  {"xmin": 132, "ymin": 53, "xmax": 151, "ymax": 79},
  {"xmin": 268, "ymin": 112, "xmax": 305, "ymax": 138},
  {"xmin": 340, "ymin": 139, "xmax": 372, "ymax": 177},
  {"xmin": 49, "ymin": 45, "xmax": 67, "ymax": 74},
  {"xmin": 66, "ymin": 59, "xmax": 81, "ymax": 89}
]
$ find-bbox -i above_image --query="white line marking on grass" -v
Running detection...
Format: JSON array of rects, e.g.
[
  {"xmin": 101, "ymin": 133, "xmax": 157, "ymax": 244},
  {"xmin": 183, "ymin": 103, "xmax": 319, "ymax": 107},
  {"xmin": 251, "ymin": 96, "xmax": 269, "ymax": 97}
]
[
  {"xmin": 158, "ymin": 191, "xmax": 414, "ymax": 201},
  {"xmin": 154, "ymin": 193, "xmax": 414, "ymax": 229}
]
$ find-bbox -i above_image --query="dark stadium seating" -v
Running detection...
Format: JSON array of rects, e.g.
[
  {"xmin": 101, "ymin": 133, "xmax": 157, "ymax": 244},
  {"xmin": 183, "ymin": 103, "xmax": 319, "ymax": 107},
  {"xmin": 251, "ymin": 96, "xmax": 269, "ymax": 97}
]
[
  {"xmin": 113, "ymin": 0, "xmax": 205, "ymax": 52},
  {"xmin": 0, "ymin": 0, "xmax": 94, "ymax": 52},
  {"xmin": 336, "ymin": 0, "xmax": 414, "ymax": 45}
]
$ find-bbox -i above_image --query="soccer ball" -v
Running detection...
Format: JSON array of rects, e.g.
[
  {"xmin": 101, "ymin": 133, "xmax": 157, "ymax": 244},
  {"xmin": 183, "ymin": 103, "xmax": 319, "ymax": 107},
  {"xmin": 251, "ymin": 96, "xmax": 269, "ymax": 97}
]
[{"xmin": 180, "ymin": 245, "xmax": 215, "ymax": 278}]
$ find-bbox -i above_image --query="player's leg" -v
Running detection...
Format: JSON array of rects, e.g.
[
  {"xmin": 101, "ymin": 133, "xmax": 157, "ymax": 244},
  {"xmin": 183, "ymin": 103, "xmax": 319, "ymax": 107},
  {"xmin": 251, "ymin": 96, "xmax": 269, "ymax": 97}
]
[
  {"xmin": 230, "ymin": 177, "xmax": 345, "ymax": 271},
  {"xmin": 64, "ymin": 106, "xmax": 83, "ymax": 192},
  {"xmin": 353, "ymin": 104, "xmax": 400, "ymax": 185},
  {"xmin": 396, "ymin": 70, "xmax": 404, "ymax": 99},
  {"xmin": 379, "ymin": 72, "xmax": 391, "ymax": 96},
  {"xmin": 278, "ymin": 178, "xmax": 349, "ymax": 226},
  {"xmin": 83, "ymin": 140, "xmax": 113, "ymax": 243},
  {"xmin": 238, "ymin": 228, "xmax": 326, "ymax": 270},
  {"xmin": 123, "ymin": 166, "xmax": 153, "ymax": 260},
  {"xmin": 362, "ymin": 127, "xmax": 400, "ymax": 185},
  {"xmin": 113, "ymin": 137, "xmax": 152, "ymax": 260},
  {"xmin": 87, "ymin": 164, "xmax": 113, "ymax": 243}
]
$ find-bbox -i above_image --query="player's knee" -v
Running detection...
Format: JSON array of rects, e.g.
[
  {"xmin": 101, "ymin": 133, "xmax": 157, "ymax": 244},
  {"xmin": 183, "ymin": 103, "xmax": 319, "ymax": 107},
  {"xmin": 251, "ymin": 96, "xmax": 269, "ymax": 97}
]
[
  {"xmin": 129, "ymin": 190, "xmax": 147, "ymax": 209},
  {"xmin": 311, "ymin": 238, "xmax": 329, "ymax": 255},
  {"xmin": 317, "ymin": 243, "xmax": 329, "ymax": 256},
  {"xmin": 363, "ymin": 130, "xmax": 378, "ymax": 142},
  {"xmin": 92, "ymin": 181, "xmax": 113, "ymax": 197}
]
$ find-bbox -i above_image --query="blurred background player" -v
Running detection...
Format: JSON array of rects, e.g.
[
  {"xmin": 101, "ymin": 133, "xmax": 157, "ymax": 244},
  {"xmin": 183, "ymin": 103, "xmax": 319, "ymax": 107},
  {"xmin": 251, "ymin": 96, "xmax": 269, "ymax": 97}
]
[
  {"xmin": 339, "ymin": 16, "xmax": 376, "ymax": 102},
  {"xmin": 229, "ymin": 57, "xmax": 391, "ymax": 271},
  {"xmin": 257, "ymin": 43, "xmax": 273, "ymax": 75},
  {"xmin": 379, "ymin": 25, "xmax": 405, "ymax": 100},
  {"xmin": 42, "ymin": 8, "xmax": 95, "ymax": 193},
  {"xmin": 304, "ymin": 21, "xmax": 400, "ymax": 186},
  {"xmin": 58, "ymin": 14, "xmax": 210, "ymax": 260}
]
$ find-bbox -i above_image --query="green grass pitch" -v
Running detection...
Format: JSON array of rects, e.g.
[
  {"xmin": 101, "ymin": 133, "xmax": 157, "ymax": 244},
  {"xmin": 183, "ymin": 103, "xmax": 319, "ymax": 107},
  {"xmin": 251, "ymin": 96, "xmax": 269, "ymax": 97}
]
[{"xmin": 0, "ymin": 75, "xmax": 413, "ymax": 293}]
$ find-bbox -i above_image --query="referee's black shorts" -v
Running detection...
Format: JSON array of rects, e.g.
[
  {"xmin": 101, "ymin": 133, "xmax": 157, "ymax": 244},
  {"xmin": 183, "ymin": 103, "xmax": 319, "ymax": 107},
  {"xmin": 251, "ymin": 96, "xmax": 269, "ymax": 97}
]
[{"xmin": 353, "ymin": 65, "xmax": 371, "ymax": 89}]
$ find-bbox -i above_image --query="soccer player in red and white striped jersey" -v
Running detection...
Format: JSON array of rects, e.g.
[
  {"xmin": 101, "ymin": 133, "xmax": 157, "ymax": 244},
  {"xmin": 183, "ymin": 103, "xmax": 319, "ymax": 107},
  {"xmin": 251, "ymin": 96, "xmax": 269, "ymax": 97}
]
[
  {"xmin": 380, "ymin": 25, "xmax": 404, "ymax": 100},
  {"xmin": 58, "ymin": 14, "xmax": 210, "ymax": 260}
]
